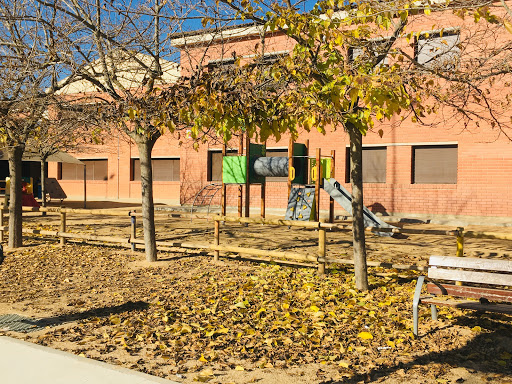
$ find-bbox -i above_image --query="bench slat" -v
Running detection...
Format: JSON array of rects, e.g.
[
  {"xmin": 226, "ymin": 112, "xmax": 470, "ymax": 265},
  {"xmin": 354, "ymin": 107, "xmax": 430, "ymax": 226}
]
[
  {"xmin": 426, "ymin": 283, "xmax": 512, "ymax": 302},
  {"xmin": 429, "ymin": 256, "xmax": 512, "ymax": 272},
  {"xmin": 420, "ymin": 297, "xmax": 512, "ymax": 314},
  {"xmin": 428, "ymin": 268, "xmax": 512, "ymax": 286}
]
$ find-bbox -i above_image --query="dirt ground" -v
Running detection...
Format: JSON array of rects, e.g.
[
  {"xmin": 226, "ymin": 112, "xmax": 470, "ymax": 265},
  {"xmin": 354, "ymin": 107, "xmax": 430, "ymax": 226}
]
[{"xmin": 0, "ymin": 202, "xmax": 511, "ymax": 383}]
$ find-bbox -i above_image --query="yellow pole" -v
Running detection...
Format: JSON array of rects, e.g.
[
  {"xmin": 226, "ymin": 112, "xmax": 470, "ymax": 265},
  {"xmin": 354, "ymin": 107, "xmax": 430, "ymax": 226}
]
[{"xmin": 456, "ymin": 227, "xmax": 464, "ymax": 257}]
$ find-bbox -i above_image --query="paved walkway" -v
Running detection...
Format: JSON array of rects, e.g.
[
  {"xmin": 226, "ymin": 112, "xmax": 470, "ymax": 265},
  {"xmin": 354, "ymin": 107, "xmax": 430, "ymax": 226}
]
[{"xmin": 0, "ymin": 336, "xmax": 179, "ymax": 384}]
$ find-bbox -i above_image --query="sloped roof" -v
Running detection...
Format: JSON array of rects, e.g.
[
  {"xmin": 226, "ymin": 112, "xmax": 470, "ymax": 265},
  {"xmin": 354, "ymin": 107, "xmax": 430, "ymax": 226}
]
[{"xmin": 57, "ymin": 53, "xmax": 180, "ymax": 95}]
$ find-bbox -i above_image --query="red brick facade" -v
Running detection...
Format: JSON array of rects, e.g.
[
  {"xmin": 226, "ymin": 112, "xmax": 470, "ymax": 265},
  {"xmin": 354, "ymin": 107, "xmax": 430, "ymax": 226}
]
[{"xmin": 49, "ymin": 7, "xmax": 512, "ymax": 218}]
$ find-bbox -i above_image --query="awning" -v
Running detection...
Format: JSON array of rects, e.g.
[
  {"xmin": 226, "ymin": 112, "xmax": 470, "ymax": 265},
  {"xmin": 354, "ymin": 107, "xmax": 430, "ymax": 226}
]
[{"xmin": 0, "ymin": 148, "xmax": 83, "ymax": 165}]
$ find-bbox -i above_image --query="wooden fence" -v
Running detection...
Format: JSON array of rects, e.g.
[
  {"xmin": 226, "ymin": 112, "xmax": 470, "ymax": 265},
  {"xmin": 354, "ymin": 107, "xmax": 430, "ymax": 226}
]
[{"xmin": 1, "ymin": 205, "xmax": 511, "ymax": 273}]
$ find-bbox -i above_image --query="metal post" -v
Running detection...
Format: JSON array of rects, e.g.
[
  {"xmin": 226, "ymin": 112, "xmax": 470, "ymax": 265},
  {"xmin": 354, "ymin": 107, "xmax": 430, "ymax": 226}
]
[
  {"xmin": 318, "ymin": 220, "xmax": 326, "ymax": 275},
  {"xmin": 0, "ymin": 207, "xmax": 4, "ymax": 243},
  {"xmin": 214, "ymin": 219, "xmax": 220, "ymax": 262},
  {"xmin": 60, "ymin": 209, "xmax": 66, "ymax": 246},
  {"xmin": 329, "ymin": 150, "xmax": 336, "ymax": 223},
  {"xmin": 130, "ymin": 214, "xmax": 136, "ymax": 251}
]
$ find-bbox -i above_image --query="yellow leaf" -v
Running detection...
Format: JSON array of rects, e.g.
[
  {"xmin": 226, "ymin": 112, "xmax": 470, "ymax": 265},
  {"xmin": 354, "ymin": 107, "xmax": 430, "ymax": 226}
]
[
  {"xmin": 358, "ymin": 331, "xmax": 373, "ymax": 340},
  {"xmin": 504, "ymin": 20, "xmax": 512, "ymax": 34},
  {"xmin": 199, "ymin": 354, "xmax": 208, "ymax": 363},
  {"xmin": 386, "ymin": 340, "xmax": 395, "ymax": 348},
  {"xmin": 310, "ymin": 305, "xmax": 320, "ymax": 312},
  {"xmin": 471, "ymin": 326, "xmax": 482, "ymax": 333},
  {"xmin": 424, "ymin": 8, "xmax": 431, "ymax": 16},
  {"xmin": 235, "ymin": 365, "xmax": 244, "ymax": 371},
  {"xmin": 339, "ymin": 361, "xmax": 350, "ymax": 368}
]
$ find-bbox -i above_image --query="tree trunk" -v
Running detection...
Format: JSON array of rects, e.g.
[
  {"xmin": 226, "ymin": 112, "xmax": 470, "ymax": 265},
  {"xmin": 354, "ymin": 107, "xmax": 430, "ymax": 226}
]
[
  {"xmin": 8, "ymin": 145, "xmax": 24, "ymax": 248},
  {"xmin": 40, "ymin": 158, "xmax": 48, "ymax": 215},
  {"xmin": 137, "ymin": 139, "xmax": 158, "ymax": 262},
  {"xmin": 348, "ymin": 127, "xmax": 369, "ymax": 291}
]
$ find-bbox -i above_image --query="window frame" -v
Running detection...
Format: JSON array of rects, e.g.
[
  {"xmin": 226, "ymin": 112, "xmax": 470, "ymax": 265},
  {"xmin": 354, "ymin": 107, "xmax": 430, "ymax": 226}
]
[
  {"xmin": 131, "ymin": 157, "xmax": 180, "ymax": 182},
  {"xmin": 412, "ymin": 144, "xmax": 458, "ymax": 184},
  {"xmin": 58, "ymin": 159, "xmax": 108, "ymax": 181},
  {"xmin": 345, "ymin": 146, "xmax": 387, "ymax": 184},
  {"xmin": 414, "ymin": 30, "xmax": 461, "ymax": 70}
]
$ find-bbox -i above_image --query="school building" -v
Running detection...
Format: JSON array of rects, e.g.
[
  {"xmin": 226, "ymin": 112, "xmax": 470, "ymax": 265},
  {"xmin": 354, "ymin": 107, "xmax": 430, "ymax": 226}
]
[{"xmin": 41, "ymin": 8, "xmax": 512, "ymax": 220}]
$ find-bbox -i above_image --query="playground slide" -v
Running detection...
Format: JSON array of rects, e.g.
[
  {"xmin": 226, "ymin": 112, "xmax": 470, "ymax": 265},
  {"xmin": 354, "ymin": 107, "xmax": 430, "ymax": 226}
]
[{"xmin": 323, "ymin": 178, "xmax": 396, "ymax": 236}]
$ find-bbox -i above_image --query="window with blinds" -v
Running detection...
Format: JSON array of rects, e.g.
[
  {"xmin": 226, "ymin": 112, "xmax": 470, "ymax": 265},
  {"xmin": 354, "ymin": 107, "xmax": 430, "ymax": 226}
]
[
  {"xmin": 131, "ymin": 158, "xmax": 180, "ymax": 182},
  {"xmin": 415, "ymin": 31, "xmax": 460, "ymax": 69},
  {"xmin": 207, "ymin": 150, "xmax": 237, "ymax": 181},
  {"xmin": 345, "ymin": 147, "xmax": 387, "ymax": 183},
  {"xmin": 59, "ymin": 159, "xmax": 108, "ymax": 181},
  {"xmin": 412, "ymin": 145, "xmax": 458, "ymax": 184}
]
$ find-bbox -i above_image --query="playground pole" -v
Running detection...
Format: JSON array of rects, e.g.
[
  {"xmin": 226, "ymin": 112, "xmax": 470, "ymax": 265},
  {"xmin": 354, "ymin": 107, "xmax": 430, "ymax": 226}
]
[
  {"xmin": 244, "ymin": 134, "xmax": 250, "ymax": 218},
  {"xmin": 287, "ymin": 137, "xmax": 294, "ymax": 199},
  {"xmin": 261, "ymin": 141, "xmax": 266, "ymax": 218},
  {"xmin": 329, "ymin": 150, "xmax": 336, "ymax": 223},
  {"xmin": 221, "ymin": 143, "xmax": 227, "ymax": 216},
  {"xmin": 238, "ymin": 134, "xmax": 243, "ymax": 218},
  {"xmin": 315, "ymin": 148, "xmax": 321, "ymax": 221}
]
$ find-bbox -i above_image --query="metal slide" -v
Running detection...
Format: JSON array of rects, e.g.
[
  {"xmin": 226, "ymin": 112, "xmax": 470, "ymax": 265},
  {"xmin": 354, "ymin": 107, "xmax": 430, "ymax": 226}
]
[{"xmin": 323, "ymin": 178, "xmax": 396, "ymax": 236}]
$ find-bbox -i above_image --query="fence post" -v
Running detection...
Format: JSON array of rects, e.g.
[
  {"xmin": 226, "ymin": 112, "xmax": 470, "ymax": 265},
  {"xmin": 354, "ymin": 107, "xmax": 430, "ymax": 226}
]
[
  {"xmin": 130, "ymin": 213, "xmax": 136, "ymax": 251},
  {"xmin": 60, "ymin": 209, "xmax": 66, "ymax": 246},
  {"xmin": 0, "ymin": 206, "xmax": 3, "ymax": 243},
  {"xmin": 214, "ymin": 219, "xmax": 220, "ymax": 262},
  {"xmin": 456, "ymin": 227, "xmax": 464, "ymax": 257},
  {"xmin": 318, "ymin": 220, "xmax": 326, "ymax": 275}
]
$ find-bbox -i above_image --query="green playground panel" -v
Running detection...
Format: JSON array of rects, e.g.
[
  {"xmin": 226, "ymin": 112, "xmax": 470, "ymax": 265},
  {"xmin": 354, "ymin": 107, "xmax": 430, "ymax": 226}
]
[
  {"xmin": 223, "ymin": 156, "xmax": 247, "ymax": 184},
  {"xmin": 291, "ymin": 143, "xmax": 307, "ymax": 185},
  {"xmin": 309, "ymin": 158, "xmax": 332, "ymax": 184}
]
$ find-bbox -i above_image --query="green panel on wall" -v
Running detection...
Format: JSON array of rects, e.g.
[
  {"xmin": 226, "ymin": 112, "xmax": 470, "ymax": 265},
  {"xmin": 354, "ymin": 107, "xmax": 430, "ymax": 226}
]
[{"xmin": 223, "ymin": 156, "xmax": 247, "ymax": 184}]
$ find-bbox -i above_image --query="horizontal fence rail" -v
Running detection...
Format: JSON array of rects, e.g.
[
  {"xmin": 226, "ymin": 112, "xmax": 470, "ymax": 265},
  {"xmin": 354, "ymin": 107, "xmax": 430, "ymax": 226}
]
[{"xmin": 0, "ymin": 205, "xmax": 511, "ymax": 273}]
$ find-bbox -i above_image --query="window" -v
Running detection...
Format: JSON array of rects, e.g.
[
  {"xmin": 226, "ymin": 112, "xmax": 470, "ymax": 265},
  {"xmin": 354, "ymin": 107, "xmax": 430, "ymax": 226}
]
[
  {"xmin": 349, "ymin": 39, "xmax": 390, "ymax": 68},
  {"xmin": 208, "ymin": 150, "xmax": 237, "ymax": 182},
  {"xmin": 345, "ymin": 147, "xmax": 387, "ymax": 183},
  {"xmin": 131, "ymin": 158, "xmax": 180, "ymax": 181},
  {"xmin": 412, "ymin": 145, "xmax": 457, "ymax": 184},
  {"xmin": 207, "ymin": 58, "xmax": 235, "ymax": 72},
  {"xmin": 265, "ymin": 148, "xmax": 288, "ymax": 182},
  {"xmin": 59, "ymin": 159, "xmax": 108, "ymax": 181},
  {"xmin": 415, "ymin": 31, "xmax": 460, "ymax": 69}
]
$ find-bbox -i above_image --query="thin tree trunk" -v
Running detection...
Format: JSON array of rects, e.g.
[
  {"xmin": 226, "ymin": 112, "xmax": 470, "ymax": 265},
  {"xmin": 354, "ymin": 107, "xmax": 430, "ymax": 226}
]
[
  {"xmin": 348, "ymin": 127, "xmax": 369, "ymax": 291},
  {"xmin": 137, "ymin": 139, "xmax": 157, "ymax": 262},
  {"xmin": 8, "ymin": 145, "xmax": 24, "ymax": 248}
]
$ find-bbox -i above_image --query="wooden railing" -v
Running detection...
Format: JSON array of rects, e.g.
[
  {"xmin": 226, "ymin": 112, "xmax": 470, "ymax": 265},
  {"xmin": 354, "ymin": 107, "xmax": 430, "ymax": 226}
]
[{"xmin": 0, "ymin": 205, "xmax": 511, "ymax": 273}]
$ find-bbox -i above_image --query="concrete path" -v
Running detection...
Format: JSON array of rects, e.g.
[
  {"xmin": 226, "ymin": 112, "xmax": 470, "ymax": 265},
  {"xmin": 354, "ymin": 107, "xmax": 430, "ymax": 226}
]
[{"xmin": 0, "ymin": 336, "xmax": 180, "ymax": 384}]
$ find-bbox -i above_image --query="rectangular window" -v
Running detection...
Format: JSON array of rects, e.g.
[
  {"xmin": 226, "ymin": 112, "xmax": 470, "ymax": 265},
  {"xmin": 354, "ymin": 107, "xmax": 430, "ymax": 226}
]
[
  {"xmin": 415, "ymin": 31, "xmax": 460, "ymax": 69},
  {"xmin": 207, "ymin": 150, "xmax": 237, "ymax": 182},
  {"xmin": 59, "ymin": 159, "xmax": 108, "ymax": 181},
  {"xmin": 207, "ymin": 58, "xmax": 235, "ymax": 72},
  {"xmin": 131, "ymin": 158, "xmax": 180, "ymax": 181},
  {"xmin": 345, "ymin": 147, "xmax": 387, "ymax": 183},
  {"xmin": 412, "ymin": 145, "xmax": 457, "ymax": 184}
]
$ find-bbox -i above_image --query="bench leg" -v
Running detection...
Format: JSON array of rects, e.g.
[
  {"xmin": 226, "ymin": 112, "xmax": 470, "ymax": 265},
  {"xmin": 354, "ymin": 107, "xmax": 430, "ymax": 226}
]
[
  {"xmin": 413, "ymin": 276, "xmax": 425, "ymax": 337},
  {"xmin": 431, "ymin": 304, "xmax": 438, "ymax": 321}
]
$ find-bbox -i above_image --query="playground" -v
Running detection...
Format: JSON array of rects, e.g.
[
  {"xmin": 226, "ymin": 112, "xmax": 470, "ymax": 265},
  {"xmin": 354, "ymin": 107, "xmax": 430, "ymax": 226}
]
[{"xmin": 0, "ymin": 203, "xmax": 511, "ymax": 383}]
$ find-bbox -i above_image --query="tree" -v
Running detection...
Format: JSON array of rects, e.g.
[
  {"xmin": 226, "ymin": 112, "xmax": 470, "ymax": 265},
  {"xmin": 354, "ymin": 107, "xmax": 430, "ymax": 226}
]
[
  {"xmin": 190, "ymin": 0, "xmax": 512, "ymax": 290},
  {"xmin": 0, "ymin": 0, "xmax": 76, "ymax": 247}
]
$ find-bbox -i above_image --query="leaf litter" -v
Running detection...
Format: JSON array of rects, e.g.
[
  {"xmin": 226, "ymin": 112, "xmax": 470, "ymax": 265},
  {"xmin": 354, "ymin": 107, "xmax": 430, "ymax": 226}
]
[{"xmin": 0, "ymin": 228, "xmax": 511, "ymax": 383}]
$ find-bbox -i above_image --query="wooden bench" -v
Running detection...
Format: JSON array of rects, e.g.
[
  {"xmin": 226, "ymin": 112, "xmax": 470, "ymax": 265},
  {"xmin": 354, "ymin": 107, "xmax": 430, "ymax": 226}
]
[{"xmin": 413, "ymin": 255, "xmax": 512, "ymax": 337}]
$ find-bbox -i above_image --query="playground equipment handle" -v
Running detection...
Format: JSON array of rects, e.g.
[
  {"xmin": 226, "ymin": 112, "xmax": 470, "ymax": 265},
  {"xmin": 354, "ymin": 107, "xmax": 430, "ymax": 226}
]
[
  {"xmin": 311, "ymin": 167, "xmax": 317, "ymax": 182},
  {"xmin": 289, "ymin": 167, "xmax": 295, "ymax": 181}
]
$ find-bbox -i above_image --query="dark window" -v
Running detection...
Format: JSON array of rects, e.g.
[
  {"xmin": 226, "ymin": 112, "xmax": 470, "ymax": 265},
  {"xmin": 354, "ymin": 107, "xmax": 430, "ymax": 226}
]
[
  {"xmin": 131, "ymin": 158, "xmax": 180, "ymax": 181},
  {"xmin": 349, "ymin": 39, "xmax": 390, "ymax": 67},
  {"xmin": 207, "ymin": 58, "xmax": 235, "ymax": 72},
  {"xmin": 413, "ymin": 145, "xmax": 457, "ymax": 184},
  {"xmin": 415, "ymin": 32, "xmax": 460, "ymax": 69},
  {"xmin": 59, "ymin": 159, "xmax": 107, "ymax": 181},
  {"xmin": 345, "ymin": 147, "xmax": 387, "ymax": 183},
  {"xmin": 207, "ymin": 150, "xmax": 237, "ymax": 182},
  {"xmin": 265, "ymin": 148, "xmax": 288, "ymax": 182}
]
